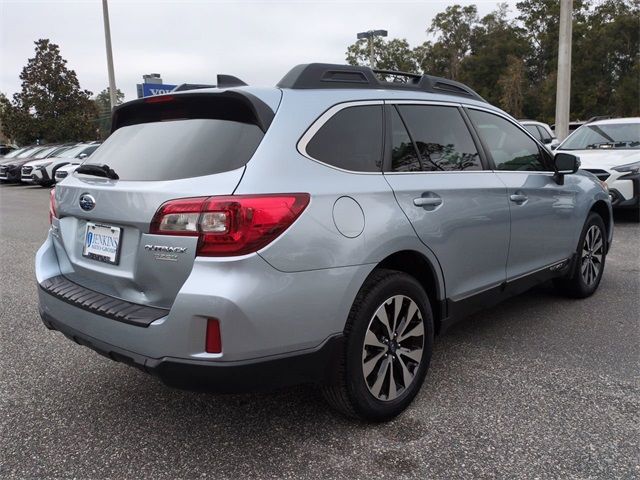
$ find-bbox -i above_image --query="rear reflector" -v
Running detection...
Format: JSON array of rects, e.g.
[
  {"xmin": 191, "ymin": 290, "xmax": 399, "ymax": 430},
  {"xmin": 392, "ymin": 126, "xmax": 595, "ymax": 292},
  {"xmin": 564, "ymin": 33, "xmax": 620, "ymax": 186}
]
[
  {"xmin": 205, "ymin": 318, "xmax": 222, "ymax": 353},
  {"xmin": 150, "ymin": 194, "xmax": 310, "ymax": 256}
]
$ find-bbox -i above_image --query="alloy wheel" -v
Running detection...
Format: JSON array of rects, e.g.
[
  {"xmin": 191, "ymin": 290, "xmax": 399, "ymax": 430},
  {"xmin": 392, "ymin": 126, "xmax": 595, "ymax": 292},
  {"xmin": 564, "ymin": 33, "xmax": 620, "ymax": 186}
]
[
  {"xmin": 361, "ymin": 295, "xmax": 425, "ymax": 401},
  {"xmin": 581, "ymin": 225, "xmax": 604, "ymax": 286}
]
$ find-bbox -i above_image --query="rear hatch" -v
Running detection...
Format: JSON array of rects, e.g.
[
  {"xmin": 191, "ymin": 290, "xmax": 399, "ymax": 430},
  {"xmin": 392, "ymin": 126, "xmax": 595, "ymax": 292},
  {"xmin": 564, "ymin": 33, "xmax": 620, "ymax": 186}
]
[{"xmin": 52, "ymin": 89, "xmax": 279, "ymax": 309}]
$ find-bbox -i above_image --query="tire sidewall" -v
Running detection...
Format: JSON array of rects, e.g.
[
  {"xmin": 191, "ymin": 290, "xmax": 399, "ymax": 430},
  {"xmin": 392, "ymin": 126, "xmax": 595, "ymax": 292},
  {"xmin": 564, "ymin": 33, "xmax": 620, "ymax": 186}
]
[
  {"xmin": 345, "ymin": 273, "xmax": 433, "ymax": 420},
  {"xmin": 573, "ymin": 213, "xmax": 607, "ymax": 295}
]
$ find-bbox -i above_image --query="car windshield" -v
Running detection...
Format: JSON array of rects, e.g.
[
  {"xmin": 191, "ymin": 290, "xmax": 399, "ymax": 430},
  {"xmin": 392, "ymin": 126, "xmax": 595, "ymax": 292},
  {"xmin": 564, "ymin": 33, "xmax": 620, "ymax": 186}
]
[
  {"xmin": 2, "ymin": 147, "xmax": 28, "ymax": 159},
  {"xmin": 32, "ymin": 146, "xmax": 60, "ymax": 159},
  {"xmin": 57, "ymin": 145, "xmax": 93, "ymax": 158},
  {"xmin": 560, "ymin": 122, "xmax": 640, "ymax": 150},
  {"xmin": 16, "ymin": 147, "xmax": 45, "ymax": 158}
]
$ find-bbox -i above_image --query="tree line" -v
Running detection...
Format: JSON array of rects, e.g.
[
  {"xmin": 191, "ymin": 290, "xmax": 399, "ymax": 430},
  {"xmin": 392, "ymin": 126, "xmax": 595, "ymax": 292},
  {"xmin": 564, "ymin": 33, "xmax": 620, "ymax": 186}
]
[
  {"xmin": 346, "ymin": 0, "xmax": 639, "ymax": 123},
  {"xmin": 1, "ymin": 1, "xmax": 637, "ymax": 145},
  {"xmin": 0, "ymin": 39, "xmax": 123, "ymax": 145}
]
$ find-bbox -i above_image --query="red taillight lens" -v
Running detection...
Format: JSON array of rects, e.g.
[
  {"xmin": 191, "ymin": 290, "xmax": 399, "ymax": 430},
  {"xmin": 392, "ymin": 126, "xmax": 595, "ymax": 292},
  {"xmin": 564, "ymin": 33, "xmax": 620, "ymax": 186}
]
[
  {"xmin": 150, "ymin": 194, "xmax": 310, "ymax": 256},
  {"xmin": 49, "ymin": 188, "xmax": 57, "ymax": 224},
  {"xmin": 205, "ymin": 318, "xmax": 222, "ymax": 353}
]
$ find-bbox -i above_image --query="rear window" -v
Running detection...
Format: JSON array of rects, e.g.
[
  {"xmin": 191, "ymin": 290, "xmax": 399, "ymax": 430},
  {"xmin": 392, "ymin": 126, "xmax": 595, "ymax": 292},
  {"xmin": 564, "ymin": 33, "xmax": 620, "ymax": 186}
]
[{"xmin": 82, "ymin": 119, "xmax": 264, "ymax": 181}]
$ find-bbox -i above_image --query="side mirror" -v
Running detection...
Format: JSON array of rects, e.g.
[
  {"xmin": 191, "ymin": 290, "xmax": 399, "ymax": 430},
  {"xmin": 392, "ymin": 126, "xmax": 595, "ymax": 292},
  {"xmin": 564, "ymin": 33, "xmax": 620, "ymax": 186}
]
[
  {"xmin": 553, "ymin": 153, "xmax": 580, "ymax": 185},
  {"xmin": 555, "ymin": 152, "xmax": 580, "ymax": 173},
  {"xmin": 542, "ymin": 137, "xmax": 553, "ymax": 144},
  {"xmin": 78, "ymin": 153, "xmax": 88, "ymax": 160}
]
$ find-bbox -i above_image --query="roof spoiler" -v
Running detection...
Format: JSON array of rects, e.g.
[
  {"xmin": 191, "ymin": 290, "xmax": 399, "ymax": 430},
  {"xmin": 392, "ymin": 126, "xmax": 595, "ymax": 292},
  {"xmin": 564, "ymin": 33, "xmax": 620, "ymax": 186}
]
[
  {"xmin": 277, "ymin": 63, "xmax": 485, "ymax": 102},
  {"xmin": 111, "ymin": 90, "xmax": 275, "ymax": 133}
]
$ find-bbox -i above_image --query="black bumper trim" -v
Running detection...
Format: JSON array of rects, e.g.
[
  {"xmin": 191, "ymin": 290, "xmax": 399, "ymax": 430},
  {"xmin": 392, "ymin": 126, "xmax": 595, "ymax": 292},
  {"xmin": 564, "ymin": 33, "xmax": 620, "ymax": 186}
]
[
  {"xmin": 40, "ymin": 309, "xmax": 344, "ymax": 392},
  {"xmin": 39, "ymin": 275, "xmax": 168, "ymax": 327}
]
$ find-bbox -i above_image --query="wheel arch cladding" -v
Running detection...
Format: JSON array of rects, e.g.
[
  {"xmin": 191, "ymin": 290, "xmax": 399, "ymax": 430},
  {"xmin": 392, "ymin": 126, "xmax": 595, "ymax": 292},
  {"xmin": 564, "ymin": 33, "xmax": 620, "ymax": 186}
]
[
  {"xmin": 589, "ymin": 200, "xmax": 612, "ymax": 246},
  {"xmin": 375, "ymin": 250, "xmax": 444, "ymax": 334}
]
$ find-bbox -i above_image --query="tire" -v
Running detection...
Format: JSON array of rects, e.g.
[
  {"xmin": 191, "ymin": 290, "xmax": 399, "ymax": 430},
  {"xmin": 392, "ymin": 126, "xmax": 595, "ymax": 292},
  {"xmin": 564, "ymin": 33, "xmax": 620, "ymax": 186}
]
[
  {"xmin": 322, "ymin": 269, "xmax": 434, "ymax": 421},
  {"xmin": 554, "ymin": 212, "xmax": 607, "ymax": 298}
]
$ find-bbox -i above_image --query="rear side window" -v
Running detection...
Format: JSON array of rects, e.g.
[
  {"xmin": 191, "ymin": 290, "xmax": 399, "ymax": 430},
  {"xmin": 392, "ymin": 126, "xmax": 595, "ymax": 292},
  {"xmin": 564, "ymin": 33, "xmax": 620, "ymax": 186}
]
[
  {"xmin": 305, "ymin": 105, "xmax": 383, "ymax": 172},
  {"xmin": 397, "ymin": 105, "xmax": 482, "ymax": 171},
  {"xmin": 468, "ymin": 109, "xmax": 548, "ymax": 171},
  {"xmin": 83, "ymin": 119, "xmax": 263, "ymax": 181},
  {"xmin": 389, "ymin": 107, "xmax": 421, "ymax": 172}
]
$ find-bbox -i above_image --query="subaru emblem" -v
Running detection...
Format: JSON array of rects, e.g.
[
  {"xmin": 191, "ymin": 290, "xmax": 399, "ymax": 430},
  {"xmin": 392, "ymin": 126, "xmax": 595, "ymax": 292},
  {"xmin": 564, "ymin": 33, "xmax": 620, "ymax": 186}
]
[{"xmin": 79, "ymin": 193, "xmax": 96, "ymax": 211}]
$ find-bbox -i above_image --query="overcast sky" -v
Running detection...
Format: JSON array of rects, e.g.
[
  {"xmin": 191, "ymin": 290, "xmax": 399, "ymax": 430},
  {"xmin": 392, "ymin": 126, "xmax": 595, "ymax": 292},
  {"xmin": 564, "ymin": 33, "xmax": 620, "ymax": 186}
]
[{"xmin": 1, "ymin": 0, "xmax": 516, "ymax": 101}]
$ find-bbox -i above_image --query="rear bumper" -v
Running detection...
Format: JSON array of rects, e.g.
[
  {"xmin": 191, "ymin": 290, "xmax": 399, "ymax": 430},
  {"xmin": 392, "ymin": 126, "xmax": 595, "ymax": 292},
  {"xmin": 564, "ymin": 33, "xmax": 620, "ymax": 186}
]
[
  {"xmin": 40, "ymin": 308, "xmax": 344, "ymax": 392},
  {"xmin": 36, "ymin": 232, "xmax": 372, "ymax": 389}
]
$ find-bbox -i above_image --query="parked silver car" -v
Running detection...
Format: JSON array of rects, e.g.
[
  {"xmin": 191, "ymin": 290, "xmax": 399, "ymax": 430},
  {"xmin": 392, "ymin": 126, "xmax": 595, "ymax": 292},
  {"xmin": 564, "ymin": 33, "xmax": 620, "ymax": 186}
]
[
  {"xmin": 36, "ymin": 64, "xmax": 612, "ymax": 421},
  {"xmin": 520, "ymin": 119, "xmax": 559, "ymax": 150}
]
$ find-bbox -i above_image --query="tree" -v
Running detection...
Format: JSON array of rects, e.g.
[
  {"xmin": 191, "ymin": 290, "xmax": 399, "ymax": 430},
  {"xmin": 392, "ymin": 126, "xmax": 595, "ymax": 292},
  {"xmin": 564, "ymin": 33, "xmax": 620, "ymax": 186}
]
[
  {"xmin": 0, "ymin": 39, "xmax": 97, "ymax": 144},
  {"xmin": 346, "ymin": 38, "xmax": 418, "ymax": 73},
  {"xmin": 498, "ymin": 55, "xmax": 526, "ymax": 117},
  {"xmin": 427, "ymin": 4, "xmax": 479, "ymax": 80},
  {"xmin": 94, "ymin": 87, "xmax": 124, "ymax": 139},
  {"xmin": 459, "ymin": 4, "xmax": 530, "ymax": 107}
]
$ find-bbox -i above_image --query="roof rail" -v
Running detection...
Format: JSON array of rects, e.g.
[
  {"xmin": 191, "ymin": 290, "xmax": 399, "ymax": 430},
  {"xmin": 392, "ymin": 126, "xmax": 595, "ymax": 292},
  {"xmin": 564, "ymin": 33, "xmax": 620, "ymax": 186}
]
[{"xmin": 277, "ymin": 63, "xmax": 485, "ymax": 102}]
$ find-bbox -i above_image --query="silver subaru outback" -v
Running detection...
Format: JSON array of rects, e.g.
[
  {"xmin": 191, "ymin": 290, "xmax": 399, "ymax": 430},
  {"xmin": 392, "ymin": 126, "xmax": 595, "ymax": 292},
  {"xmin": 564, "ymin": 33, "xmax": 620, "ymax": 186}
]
[{"xmin": 36, "ymin": 64, "xmax": 613, "ymax": 421}]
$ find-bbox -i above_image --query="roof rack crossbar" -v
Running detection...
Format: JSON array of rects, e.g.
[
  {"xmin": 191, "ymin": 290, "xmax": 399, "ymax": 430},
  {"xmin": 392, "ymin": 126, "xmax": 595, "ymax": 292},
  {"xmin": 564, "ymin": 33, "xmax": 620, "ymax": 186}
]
[{"xmin": 277, "ymin": 63, "xmax": 485, "ymax": 102}]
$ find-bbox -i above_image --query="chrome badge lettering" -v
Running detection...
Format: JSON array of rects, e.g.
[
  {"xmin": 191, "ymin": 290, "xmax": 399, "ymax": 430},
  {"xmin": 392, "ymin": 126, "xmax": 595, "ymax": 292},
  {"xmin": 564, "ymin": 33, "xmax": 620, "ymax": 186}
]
[{"xmin": 144, "ymin": 245, "xmax": 188, "ymax": 254}]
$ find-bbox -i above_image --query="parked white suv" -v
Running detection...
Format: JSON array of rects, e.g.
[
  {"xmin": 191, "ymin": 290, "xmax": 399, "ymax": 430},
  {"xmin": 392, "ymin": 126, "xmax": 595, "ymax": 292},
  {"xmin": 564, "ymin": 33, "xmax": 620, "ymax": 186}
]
[
  {"xmin": 22, "ymin": 143, "xmax": 100, "ymax": 187},
  {"xmin": 555, "ymin": 117, "xmax": 639, "ymax": 216}
]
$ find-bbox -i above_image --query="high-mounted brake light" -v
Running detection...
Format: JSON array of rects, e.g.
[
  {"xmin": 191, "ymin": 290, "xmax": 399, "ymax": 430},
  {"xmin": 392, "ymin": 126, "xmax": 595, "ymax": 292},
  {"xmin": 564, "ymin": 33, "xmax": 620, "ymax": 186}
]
[
  {"xmin": 49, "ymin": 188, "xmax": 57, "ymax": 224},
  {"xmin": 143, "ymin": 95, "xmax": 175, "ymax": 104},
  {"xmin": 150, "ymin": 194, "xmax": 310, "ymax": 256}
]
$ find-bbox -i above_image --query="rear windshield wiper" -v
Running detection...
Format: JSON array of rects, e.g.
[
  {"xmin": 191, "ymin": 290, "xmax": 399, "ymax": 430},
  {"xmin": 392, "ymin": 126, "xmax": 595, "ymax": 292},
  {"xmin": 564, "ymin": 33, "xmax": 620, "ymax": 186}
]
[{"xmin": 76, "ymin": 163, "xmax": 119, "ymax": 180}]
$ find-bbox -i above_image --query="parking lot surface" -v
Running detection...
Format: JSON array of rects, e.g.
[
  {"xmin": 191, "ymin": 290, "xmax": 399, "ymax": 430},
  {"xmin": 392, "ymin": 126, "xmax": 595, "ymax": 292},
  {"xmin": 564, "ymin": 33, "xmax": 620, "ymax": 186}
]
[{"xmin": 1, "ymin": 184, "xmax": 638, "ymax": 479}]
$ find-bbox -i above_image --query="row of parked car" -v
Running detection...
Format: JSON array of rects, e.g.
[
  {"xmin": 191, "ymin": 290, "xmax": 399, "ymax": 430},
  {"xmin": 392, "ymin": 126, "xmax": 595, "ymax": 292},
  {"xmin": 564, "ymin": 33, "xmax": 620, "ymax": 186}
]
[{"xmin": 0, "ymin": 142, "xmax": 100, "ymax": 186}]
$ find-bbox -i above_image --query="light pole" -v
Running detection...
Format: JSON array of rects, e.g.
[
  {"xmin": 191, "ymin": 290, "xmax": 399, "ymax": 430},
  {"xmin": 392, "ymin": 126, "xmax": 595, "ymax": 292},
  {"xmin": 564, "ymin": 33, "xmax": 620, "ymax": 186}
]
[
  {"xmin": 357, "ymin": 30, "xmax": 388, "ymax": 69},
  {"xmin": 555, "ymin": 0, "xmax": 573, "ymax": 141},
  {"xmin": 102, "ymin": 0, "xmax": 118, "ymax": 110}
]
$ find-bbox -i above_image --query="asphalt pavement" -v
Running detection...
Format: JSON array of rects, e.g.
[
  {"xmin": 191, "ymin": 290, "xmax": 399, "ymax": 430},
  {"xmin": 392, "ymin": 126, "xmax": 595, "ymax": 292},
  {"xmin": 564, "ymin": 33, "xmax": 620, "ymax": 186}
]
[{"xmin": 1, "ymin": 184, "xmax": 638, "ymax": 479}]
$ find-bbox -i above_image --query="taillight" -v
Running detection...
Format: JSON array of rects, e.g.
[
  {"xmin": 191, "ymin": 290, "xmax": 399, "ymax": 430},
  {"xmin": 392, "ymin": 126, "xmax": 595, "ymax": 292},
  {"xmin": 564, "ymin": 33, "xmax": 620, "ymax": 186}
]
[
  {"xmin": 49, "ymin": 188, "xmax": 57, "ymax": 224},
  {"xmin": 150, "ymin": 194, "xmax": 310, "ymax": 256}
]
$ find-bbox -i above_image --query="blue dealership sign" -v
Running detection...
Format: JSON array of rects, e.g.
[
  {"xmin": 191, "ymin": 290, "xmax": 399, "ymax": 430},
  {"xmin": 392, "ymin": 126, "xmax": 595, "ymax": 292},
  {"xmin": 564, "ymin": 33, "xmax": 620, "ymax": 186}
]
[{"xmin": 142, "ymin": 83, "xmax": 177, "ymax": 97}]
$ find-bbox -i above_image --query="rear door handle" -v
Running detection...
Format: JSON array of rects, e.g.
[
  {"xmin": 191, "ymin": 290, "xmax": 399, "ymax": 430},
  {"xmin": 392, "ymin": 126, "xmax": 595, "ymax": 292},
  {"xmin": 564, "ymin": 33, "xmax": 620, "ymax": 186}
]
[
  {"xmin": 509, "ymin": 193, "xmax": 528, "ymax": 204},
  {"xmin": 413, "ymin": 197, "xmax": 442, "ymax": 207}
]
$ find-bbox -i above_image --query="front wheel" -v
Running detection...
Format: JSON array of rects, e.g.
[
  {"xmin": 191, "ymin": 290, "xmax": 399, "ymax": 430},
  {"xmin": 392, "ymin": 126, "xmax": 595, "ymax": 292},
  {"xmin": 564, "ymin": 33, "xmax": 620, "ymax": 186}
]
[
  {"xmin": 322, "ymin": 269, "xmax": 434, "ymax": 421},
  {"xmin": 554, "ymin": 212, "xmax": 607, "ymax": 298}
]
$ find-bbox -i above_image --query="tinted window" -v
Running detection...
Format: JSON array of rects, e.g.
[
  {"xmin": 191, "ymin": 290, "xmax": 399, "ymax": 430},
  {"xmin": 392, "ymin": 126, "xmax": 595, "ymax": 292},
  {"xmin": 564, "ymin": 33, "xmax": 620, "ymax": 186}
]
[
  {"xmin": 389, "ymin": 107, "xmax": 421, "ymax": 172},
  {"xmin": 398, "ymin": 105, "xmax": 481, "ymax": 171},
  {"xmin": 83, "ymin": 119, "xmax": 264, "ymax": 181},
  {"xmin": 538, "ymin": 126, "xmax": 553, "ymax": 141},
  {"xmin": 523, "ymin": 124, "xmax": 542, "ymax": 140},
  {"xmin": 468, "ymin": 109, "xmax": 547, "ymax": 171},
  {"xmin": 306, "ymin": 105, "xmax": 383, "ymax": 172}
]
